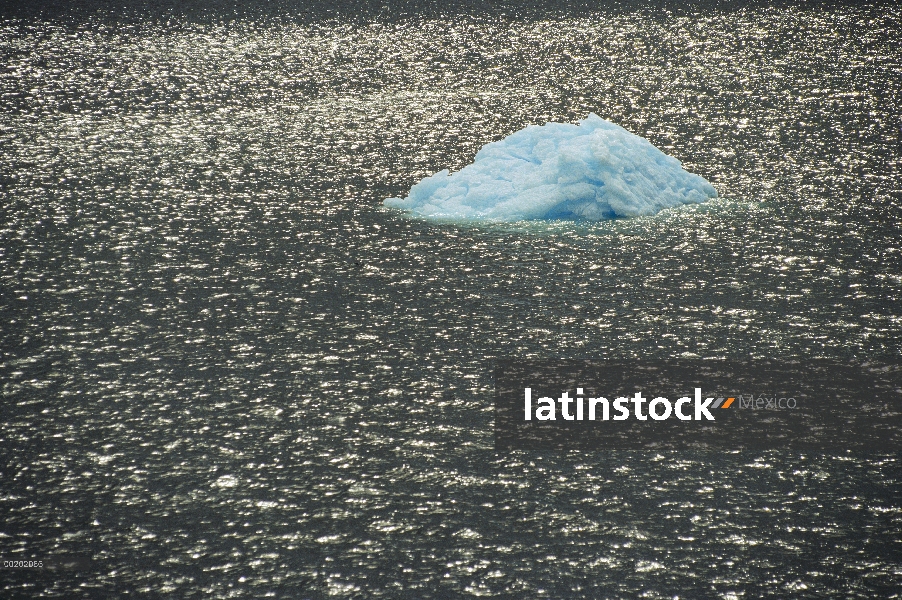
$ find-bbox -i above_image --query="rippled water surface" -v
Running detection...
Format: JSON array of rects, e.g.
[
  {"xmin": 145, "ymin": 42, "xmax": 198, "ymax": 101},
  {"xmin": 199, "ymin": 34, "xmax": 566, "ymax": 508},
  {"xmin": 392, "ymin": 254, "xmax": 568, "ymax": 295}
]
[{"xmin": 2, "ymin": 3, "xmax": 901, "ymax": 597}]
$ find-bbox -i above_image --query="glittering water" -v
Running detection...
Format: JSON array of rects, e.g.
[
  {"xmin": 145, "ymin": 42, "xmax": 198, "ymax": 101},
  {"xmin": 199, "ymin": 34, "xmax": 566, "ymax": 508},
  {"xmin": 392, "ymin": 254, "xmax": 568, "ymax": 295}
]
[{"xmin": 2, "ymin": 3, "xmax": 901, "ymax": 597}]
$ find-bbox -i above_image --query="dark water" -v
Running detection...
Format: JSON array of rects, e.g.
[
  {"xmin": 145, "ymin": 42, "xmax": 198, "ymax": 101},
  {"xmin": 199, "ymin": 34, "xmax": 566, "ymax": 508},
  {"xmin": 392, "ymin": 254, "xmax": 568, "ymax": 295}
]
[{"xmin": 2, "ymin": 2, "xmax": 901, "ymax": 597}]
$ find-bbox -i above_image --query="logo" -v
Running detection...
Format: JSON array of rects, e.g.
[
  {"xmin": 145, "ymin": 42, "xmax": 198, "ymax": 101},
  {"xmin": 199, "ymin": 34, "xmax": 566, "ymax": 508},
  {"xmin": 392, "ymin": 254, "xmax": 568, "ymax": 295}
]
[
  {"xmin": 495, "ymin": 360, "xmax": 900, "ymax": 451},
  {"xmin": 523, "ymin": 388, "xmax": 735, "ymax": 422}
]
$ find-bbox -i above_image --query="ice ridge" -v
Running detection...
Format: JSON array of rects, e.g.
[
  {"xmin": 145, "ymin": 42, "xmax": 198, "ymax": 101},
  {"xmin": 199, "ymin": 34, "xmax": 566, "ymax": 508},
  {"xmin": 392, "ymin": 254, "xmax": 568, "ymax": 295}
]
[{"xmin": 384, "ymin": 114, "xmax": 717, "ymax": 222}]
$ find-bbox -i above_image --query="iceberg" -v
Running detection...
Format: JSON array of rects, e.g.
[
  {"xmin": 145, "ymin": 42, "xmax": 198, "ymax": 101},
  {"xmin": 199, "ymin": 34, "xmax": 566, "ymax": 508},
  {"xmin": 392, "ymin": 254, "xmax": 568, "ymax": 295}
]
[{"xmin": 384, "ymin": 114, "xmax": 717, "ymax": 222}]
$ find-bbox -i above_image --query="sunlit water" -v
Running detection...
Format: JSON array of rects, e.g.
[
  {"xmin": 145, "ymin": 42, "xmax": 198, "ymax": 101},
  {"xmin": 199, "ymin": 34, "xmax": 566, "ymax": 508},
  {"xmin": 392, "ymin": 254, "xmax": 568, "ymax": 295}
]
[{"xmin": 1, "ymin": 3, "xmax": 901, "ymax": 597}]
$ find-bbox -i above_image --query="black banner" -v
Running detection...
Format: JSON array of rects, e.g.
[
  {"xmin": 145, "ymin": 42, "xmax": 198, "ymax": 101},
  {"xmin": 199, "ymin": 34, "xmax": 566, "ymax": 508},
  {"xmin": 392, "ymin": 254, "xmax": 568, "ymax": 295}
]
[{"xmin": 495, "ymin": 360, "xmax": 902, "ymax": 451}]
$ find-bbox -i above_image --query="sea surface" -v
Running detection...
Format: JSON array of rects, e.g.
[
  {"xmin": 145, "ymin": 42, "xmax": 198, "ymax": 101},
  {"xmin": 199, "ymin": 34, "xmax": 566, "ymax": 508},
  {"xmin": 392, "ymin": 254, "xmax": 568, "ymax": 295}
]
[{"xmin": 1, "ymin": 2, "xmax": 901, "ymax": 597}]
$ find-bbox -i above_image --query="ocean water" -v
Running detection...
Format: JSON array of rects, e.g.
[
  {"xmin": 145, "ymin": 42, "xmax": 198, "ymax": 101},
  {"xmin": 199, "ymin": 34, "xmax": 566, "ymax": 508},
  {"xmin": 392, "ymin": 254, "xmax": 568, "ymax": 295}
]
[{"xmin": 1, "ymin": 2, "xmax": 901, "ymax": 597}]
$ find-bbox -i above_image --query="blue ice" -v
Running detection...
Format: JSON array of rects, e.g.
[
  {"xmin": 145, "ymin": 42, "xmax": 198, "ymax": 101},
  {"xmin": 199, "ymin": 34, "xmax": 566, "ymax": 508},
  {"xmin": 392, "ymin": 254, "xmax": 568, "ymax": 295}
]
[{"xmin": 384, "ymin": 114, "xmax": 718, "ymax": 222}]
